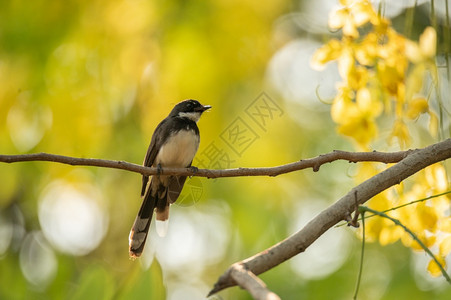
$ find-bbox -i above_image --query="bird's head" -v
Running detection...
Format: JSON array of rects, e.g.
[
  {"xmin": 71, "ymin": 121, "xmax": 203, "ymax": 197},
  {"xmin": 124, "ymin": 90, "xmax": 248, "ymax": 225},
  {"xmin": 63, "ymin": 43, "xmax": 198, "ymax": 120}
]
[{"xmin": 169, "ymin": 99, "xmax": 212, "ymax": 122}]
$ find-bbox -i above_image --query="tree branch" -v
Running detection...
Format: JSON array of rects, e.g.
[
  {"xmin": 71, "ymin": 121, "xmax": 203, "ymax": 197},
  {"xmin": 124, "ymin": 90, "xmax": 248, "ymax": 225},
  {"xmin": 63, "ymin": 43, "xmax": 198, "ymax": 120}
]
[
  {"xmin": 208, "ymin": 138, "xmax": 451, "ymax": 296},
  {"xmin": 0, "ymin": 149, "xmax": 412, "ymax": 178},
  {"xmin": 228, "ymin": 263, "xmax": 281, "ymax": 300},
  {"xmin": 1, "ymin": 140, "xmax": 450, "ymax": 299}
]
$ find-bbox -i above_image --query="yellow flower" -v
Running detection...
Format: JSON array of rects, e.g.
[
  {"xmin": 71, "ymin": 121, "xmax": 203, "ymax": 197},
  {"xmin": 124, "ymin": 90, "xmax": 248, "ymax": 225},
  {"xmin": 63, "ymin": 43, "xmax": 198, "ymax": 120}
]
[
  {"xmin": 347, "ymin": 65, "xmax": 369, "ymax": 90},
  {"xmin": 440, "ymin": 218, "xmax": 451, "ymax": 233},
  {"xmin": 420, "ymin": 27, "xmax": 437, "ymax": 57},
  {"xmin": 314, "ymin": 1, "xmax": 439, "ymax": 150},
  {"xmin": 389, "ymin": 120, "xmax": 410, "ymax": 148},
  {"xmin": 429, "ymin": 112, "xmax": 439, "ymax": 136},
  {"xmin": 364, "ymin": 192, "xmax": 393, "ymax": 241},
  {"xmin": 406, "ymin": 98, "xmax": 429, "ymax": 119},
  {"xmin": 329, "ymin": 0, "xmax": 376, "ymax": 38},
  {"xmin": 354, "ymin": 32, "xmax": 379, "ymax": 66},
  {"xmin": 337, "ymin": 47, "xmax": 355, "ymax": 80},
  {"xmin": 332, "ymin": 87, "xmax": 382, "ymax": 147},
  {"xmin": 355, "ymin": 87, "xmax": 382, "ymax": 116},
  {"xmin": 424, "ymin": 164, "xmax": 448, "ymax": 192},
  {"xmin": 379, "ymin": 225, "xmax": 404, "ymax": 246},
  {"xmin": 415, "ymin": 202, "xmax": 439, "ymax": 232},
  {"xmin": 331, "ymin": 86, "xmax": 354, "ymax": 121},
  {"xmin": 377, "ymin": 62, "xmax": 405, "ymax": 97},
  {"xmin": 377, "ymin": 28, "xmax": 409, "ymax": 69},
  {"xmin": 337, "ymin": 116, "xmax": 377, "ymax": 147},
  {"xmin": 439, "ymin": 235, "xmax": 451, "ymax": 256},
  {"xmin": 405, "ymin": 27, "xmax": 437, "ymax": 63},
  {"xmin": 401, "ymin": 231, "xmax": 436, "ymax": 251},
  {"xmin": 311, "ymin": 39, "xmax": 343, "ymax": 70},
  {"xmin": 427, "ymin": 256, "xmax": 447, "ymax": 277},
  {"xmin": 318, "ymin": 2, "xmax": 447, "ymax": 270}
]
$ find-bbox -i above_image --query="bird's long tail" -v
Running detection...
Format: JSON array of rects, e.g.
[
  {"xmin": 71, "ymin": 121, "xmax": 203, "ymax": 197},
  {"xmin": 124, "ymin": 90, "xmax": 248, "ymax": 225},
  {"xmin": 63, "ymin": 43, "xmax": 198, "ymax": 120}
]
[{"xmin": 129, "ymin": 190, "xmax": 156, "ymax": 258}]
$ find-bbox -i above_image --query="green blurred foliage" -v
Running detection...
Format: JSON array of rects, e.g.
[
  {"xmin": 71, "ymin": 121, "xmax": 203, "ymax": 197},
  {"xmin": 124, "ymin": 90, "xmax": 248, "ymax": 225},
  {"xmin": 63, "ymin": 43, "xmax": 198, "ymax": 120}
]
[{"xmin": 0, "ymin": 0, "xmax": 450, "ymax": 300}]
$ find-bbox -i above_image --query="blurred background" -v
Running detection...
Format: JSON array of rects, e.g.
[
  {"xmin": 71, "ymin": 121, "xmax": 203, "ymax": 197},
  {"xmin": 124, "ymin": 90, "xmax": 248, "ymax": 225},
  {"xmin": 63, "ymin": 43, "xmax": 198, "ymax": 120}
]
[{"xmin": 0, "ymin": 0, "xmax": 450, "ymax": 299}]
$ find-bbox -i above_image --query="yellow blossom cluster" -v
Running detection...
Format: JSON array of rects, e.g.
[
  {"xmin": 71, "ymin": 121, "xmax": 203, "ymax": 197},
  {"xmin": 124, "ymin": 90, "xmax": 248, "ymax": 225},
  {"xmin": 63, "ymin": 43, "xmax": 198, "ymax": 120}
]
[
  {"xmin": 312, "ymin": 0, "xmax": 449, "ymax": 278},
  {"xmin": 363, "ymin": 163, "xmax": 450, "ymax": 275},
  {"xmin": 311, "ymin": 0, "xmax": 438, "ymax": 149}
]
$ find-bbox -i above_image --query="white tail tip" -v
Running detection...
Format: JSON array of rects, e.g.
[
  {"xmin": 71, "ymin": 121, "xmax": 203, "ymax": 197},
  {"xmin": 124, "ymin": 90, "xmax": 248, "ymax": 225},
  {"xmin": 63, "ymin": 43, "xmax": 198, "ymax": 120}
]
[{"xmin": 156, "ymin": 220, "xmax": 169, "ymax": 237}]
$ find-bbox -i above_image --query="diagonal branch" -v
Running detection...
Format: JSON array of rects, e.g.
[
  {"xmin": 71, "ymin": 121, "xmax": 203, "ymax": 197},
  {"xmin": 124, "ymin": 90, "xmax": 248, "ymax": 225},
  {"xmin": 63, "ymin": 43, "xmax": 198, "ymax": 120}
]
[
  {"xmin": 0, "ymin": 149, "xmax": 412, "ymax": 178},
  {"xmin": 208, "ymin": 139, "xmax": 451, "ymax": 296}
]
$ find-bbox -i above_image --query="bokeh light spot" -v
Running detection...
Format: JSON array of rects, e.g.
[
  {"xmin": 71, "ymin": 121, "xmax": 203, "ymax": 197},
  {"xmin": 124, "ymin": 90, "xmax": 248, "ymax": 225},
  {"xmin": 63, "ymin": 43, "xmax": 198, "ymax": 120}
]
[
  {"xmin": 39, "ymin": 181, "xmax": 108, "ymax": 256},
  {"xmin": 19, "ymin": 231, "xmax": 57, "ymax": 288},
  {"xmin": 289, "ymin": 199, "xmax": 351, "ymax": 279}
]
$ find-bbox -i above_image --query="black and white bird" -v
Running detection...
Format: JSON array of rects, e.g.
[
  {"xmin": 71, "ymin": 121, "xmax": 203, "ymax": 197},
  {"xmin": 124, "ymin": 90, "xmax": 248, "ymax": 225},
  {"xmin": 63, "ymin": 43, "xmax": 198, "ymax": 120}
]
[{"xmin": 129, "ymin": 99, "xmax": 211, "ymax": 258}]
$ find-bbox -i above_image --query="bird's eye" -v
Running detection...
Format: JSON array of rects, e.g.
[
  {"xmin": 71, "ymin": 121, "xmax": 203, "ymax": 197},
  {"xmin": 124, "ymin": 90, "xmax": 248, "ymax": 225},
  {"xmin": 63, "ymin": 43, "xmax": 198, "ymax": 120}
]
[{"xmin": 187, "ymin": 103, "xmax": 193, "ymax": 109}]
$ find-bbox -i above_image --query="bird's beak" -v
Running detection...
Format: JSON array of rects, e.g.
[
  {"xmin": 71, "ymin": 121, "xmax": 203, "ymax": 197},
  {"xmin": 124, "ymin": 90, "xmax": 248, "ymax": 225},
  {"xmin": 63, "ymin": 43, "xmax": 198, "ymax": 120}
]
[{"xmin": 196, "ymin": 105, "xmax": 212, "ymax": 112}]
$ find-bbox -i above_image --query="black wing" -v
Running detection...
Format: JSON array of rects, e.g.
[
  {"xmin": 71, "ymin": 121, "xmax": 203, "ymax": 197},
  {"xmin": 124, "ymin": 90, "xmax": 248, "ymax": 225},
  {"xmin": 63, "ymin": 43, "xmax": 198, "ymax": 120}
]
[{"xmin": 141, "ymin": 118, "xmax": 170, "ymax": 196}]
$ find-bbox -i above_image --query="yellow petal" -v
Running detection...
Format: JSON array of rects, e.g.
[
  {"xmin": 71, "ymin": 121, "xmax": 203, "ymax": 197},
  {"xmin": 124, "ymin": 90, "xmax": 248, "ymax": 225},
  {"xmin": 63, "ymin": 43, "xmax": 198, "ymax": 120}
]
[
  {"xmin": 329, "ymin": 9, "xmax": 348, "ymax": 30},
  {"xmin": 405, "ymin": 40, "xmax": 422, "ymax": 63},
  {"xmin": 339, "ymin": 0, "xmax": 365, "ymax": 7},
  {"xmin": 337, "ymin": 115, "xmax": 377, "ymax": 147},
  {"xmin": 410, "ymin": 234, "xmax": 436, "ymax": 251},
  {"xmin": 427, "ymin": 256, "xmax": 446, "ymax": 277},
  {"xmin": 401, "ymin": 232, "xmax": 413, "ymax": 247},
  {"xmin": 337, "ymin": 49, "xmax": 354, "ymax": 79},
  {"xmin": 343, "ymin": 20, "xmax": 359, "ymax": 38},
  {"xmin": 356, "ymin": 88, "xmax": 371, "ymax": 109},
  {"xmin": 429, "ymin": 112, "xmax": 438, "ymax": 137},
  {"xmin": 355, "ymin": 33, "xmax": 378, "ymax": 66},
  {"xmin": 425, "ymin": 164, "xmax": 448, "ymax": 192},
  {"xmin": 311, "ymin": 40, "xmax": 343, "ymax": 70},
  {"xmin": 356, "ymin": 87, "xmax": 382, "ymax": 116},
  {"xmin": 379, "ymin": 227, "xmax": 393, "ymax": 246},
  {"xmin": 331, "ymin": 93, "xmax": 358, "ymax": 123},
  {"xmin": 389, "ymin": 121, "xmax": 411, "ymax": 148},
  {"xmin": 439, "ymin": 236, "xmax": 451, "ymax": 256},
  {"xmin": 420, "ymin": 27, "xmax": 437, "ymax": 58},
  {"xmin": 331, "ymin": 98, "xmax": 345, "ymax": 123},
  {"xmin": 352, "ymin": 2, "xmax": 373, "ymax": 26},
  {"xmin": 406, "ymin": 64, "xmax": 426, "ymax": 96},
  {"xmin": 406, "ymin": 98, "xmax": 428, "ymax": 119},
  {"xmin": 379, "ymin": 226, "xmax": 403, "ymax": 245},
  {"xmin": 417, "ymin": 204, "xmax": 438, "ymax": 232},
  {"xmin": 339, "ymin": 0, "xmax": 354, "ymax": 5},
  {"xmin": 440, "ymin": 218, "xmax": 451, "ymax": 233}
]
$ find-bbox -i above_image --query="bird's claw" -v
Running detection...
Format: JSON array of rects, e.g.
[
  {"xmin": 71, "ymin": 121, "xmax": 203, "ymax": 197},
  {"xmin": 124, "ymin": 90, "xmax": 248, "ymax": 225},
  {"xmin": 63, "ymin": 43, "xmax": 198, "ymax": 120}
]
[
  {"xmin": 156, "ymin": 163, "xmax": 163, "ymax": 177},
  {"xmin": 189, "ymin": 166, "xmax": 198, "ymax": 178}
]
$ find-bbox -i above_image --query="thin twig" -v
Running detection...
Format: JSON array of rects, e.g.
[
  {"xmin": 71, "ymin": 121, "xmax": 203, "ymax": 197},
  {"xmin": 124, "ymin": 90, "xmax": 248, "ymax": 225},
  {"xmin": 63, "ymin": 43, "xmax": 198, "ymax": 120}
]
[
  {"xmin": 359, "ymin": 206, "xmax": 451, "ymax": 283},
  {"xmin": 353, "ymin": 209, "xmax": 365, "ymax": 300},
  {"xmin": 335, "ymin": 190, "xmax": 451, "ymax": 228}
]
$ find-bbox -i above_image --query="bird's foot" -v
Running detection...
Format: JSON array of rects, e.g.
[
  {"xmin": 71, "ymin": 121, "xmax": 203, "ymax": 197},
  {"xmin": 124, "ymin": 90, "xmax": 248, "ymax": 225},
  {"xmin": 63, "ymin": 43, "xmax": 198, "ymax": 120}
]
[
  {"xmin": 189, "ymin": 166, "xmax": 198, "ymax": 178},
  {"xmin": 157, "ymin": 163, "xmax": 163, "ymax": 177}
]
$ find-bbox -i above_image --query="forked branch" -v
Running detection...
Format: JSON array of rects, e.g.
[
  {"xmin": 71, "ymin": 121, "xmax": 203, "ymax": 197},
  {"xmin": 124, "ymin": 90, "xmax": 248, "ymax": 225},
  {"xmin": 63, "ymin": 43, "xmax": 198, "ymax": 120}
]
[
  {"xmin": 1, "ymin": 139, "xmax": 450, "ymax": 299},
  {"xmin": 208, "ymin": 139, "xmax": 451, "ymax": 297}
]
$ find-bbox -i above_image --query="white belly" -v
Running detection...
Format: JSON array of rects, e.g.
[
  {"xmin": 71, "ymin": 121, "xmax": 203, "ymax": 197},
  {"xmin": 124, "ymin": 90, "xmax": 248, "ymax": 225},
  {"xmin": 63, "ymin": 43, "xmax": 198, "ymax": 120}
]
[{"xmin": 156, "ymin": 130, "xmax": 199, "ymax": 167}]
